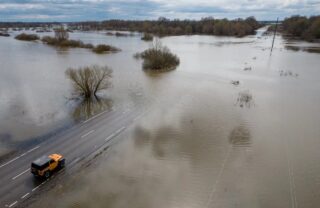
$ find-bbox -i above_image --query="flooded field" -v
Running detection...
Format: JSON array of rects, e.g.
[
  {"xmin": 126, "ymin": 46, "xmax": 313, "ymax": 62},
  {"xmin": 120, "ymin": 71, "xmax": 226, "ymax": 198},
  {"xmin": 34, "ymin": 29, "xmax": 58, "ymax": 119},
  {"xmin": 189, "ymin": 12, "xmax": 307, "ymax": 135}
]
[{"xmin": 1, "ymin": 27, "xmax": 320, "ymax": 207}]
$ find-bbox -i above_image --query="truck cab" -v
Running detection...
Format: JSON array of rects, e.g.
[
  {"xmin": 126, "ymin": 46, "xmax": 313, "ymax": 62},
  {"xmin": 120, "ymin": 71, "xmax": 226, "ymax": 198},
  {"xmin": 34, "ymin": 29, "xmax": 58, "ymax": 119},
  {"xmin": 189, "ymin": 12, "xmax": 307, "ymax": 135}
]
[{"xmin": 31, "ymin": 154, "xmax": 65, "ymax": 178}]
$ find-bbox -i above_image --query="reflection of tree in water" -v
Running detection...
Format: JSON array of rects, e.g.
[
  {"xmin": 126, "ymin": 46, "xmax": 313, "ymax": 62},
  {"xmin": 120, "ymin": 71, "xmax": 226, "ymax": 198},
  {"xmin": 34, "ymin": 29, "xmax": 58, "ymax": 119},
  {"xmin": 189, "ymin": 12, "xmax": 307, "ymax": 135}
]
[
  {"xmin": 229, "ymin": 125, "xmax": 251, "ymax": 147},
  {"xmin": 72, "ymin": 97, "xmax": 113, "ymax": 122}
]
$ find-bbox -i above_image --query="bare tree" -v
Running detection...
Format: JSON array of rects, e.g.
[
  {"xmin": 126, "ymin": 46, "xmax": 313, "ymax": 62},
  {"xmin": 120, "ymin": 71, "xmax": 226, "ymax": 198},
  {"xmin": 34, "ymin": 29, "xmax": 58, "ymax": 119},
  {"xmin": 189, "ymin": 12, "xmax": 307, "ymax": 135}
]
[
  {"xmin": 65, "ymin": 65, "xmax": 112, "ymax": 98},
  {"xmin": 54, "ymin": 26, "xmax": 69, "ymax": 41}
]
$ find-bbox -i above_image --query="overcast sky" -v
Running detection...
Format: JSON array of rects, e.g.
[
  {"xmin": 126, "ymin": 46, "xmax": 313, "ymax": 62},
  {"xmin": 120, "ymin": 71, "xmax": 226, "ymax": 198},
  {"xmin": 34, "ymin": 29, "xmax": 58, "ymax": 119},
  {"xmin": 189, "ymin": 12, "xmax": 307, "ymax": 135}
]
[{"xmin": 0, "ymin": 0, "xmax": 319, "ymax": 22}]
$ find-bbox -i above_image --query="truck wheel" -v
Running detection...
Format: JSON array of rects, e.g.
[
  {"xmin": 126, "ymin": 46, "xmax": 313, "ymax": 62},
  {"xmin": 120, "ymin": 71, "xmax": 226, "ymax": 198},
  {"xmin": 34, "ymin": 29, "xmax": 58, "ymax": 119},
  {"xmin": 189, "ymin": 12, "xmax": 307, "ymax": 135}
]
[
  {"xmin": 59, "ymin": 159, "xmax": 65, "ymax": 169},
  {"xmin": 44, "ymin": 171, "xmax": 50, "ymax": 178}
]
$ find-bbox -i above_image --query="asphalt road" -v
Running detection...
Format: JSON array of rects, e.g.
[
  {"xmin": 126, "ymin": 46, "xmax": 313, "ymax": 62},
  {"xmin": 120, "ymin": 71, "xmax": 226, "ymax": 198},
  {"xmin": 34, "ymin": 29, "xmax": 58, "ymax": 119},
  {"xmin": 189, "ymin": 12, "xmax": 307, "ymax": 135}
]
[{"xmin": 0, "ymin": 107, "xmax": 146, "ymax": 208}]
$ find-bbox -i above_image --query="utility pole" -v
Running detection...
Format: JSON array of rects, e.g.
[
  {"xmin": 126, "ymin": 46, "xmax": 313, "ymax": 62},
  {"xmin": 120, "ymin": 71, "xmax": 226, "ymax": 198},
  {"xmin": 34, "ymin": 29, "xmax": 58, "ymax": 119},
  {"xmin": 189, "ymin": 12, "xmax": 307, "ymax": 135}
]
[{"xmin": 271, "ymin": 17, "xmax": 279, "ymax": 53}]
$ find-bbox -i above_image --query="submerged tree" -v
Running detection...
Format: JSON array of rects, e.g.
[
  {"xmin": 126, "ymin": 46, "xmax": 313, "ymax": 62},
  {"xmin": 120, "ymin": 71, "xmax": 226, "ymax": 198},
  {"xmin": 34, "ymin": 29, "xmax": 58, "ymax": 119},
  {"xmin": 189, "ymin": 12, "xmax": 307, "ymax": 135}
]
[
  {"xmin": 54, "ymin": 26, "xmax": 69, "ymax": 41},
  {"xmin": 65, "ymin": 65, "xmax": 112, "ymax": 98}
]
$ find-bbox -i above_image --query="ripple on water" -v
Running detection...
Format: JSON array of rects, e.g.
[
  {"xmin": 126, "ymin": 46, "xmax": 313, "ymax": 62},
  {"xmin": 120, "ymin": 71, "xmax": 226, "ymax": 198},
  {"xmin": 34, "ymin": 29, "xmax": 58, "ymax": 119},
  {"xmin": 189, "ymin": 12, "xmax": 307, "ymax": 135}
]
[{"xmin": 229, "ymin": 124, "xmax": 251, "ymax": 147}]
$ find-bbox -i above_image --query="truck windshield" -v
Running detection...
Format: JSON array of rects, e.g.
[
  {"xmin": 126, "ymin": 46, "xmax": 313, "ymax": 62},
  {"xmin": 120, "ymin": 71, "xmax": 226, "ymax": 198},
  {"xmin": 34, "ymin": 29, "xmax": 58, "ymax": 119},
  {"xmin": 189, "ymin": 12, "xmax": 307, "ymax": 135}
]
[{"xmin": 31, "ymin": 163, "xmax": 46, "ymax": 170}]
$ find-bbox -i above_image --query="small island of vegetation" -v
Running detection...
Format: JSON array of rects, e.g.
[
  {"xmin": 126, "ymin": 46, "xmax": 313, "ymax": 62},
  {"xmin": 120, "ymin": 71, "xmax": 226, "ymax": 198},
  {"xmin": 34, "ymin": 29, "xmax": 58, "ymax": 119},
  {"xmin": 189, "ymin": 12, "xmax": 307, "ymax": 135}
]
[
  {"xmin": 15, "ymin": 33, "xmax": 39, "ymax": 41},
  {"xmin": 135, "ymin": 39, "xmax": 180, "ymax": 71},
  {"xmin": 41, "ymin": 27, "xmax": 119, "ymax": 53},
  {"xmin": 92, "ymin": 44, "xmax": 119, "ymax": 54},
  {"xmin": 42, "ymin": 27, "xmax": 93, "ymax": 48}
]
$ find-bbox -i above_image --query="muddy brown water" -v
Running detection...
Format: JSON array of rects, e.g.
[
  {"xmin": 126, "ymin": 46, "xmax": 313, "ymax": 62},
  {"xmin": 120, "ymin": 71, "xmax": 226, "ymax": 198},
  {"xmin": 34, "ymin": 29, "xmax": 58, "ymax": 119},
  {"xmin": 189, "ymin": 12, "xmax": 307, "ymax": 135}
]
[{"xmin": 1, "ymin": 27, "xmax": 320, "ymax": 207}]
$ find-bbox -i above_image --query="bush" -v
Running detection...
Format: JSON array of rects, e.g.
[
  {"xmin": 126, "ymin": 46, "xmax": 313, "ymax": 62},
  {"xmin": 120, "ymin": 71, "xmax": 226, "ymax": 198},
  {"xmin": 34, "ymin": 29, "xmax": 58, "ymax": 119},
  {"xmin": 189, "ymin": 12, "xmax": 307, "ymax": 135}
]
[
  {"xmin": 15, "ymin": 33, "xmax": 39, "ymax": 41},
  {"xmin": 141, "ymin": 33, "xmax": 153, "ymax": 41},
  {"xmin": 42, "ymin": 36, "xmax": 58, "ymax": 45},
  {"xmin": 92, "ymin": 44, "xmax": 119, "ymax": 54},
  {"xmin": 136, "ymin": 39, "xmax": 180, "ymax": 71}
]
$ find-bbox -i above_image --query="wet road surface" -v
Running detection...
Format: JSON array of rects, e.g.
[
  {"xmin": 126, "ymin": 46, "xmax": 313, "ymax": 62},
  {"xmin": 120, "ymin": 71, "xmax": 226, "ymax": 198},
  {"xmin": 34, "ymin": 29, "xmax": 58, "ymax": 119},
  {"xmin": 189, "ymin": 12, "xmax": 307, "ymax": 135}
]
[{"xmin": 0, "ymin": 106, "xmax": 146, "ymax": 207}]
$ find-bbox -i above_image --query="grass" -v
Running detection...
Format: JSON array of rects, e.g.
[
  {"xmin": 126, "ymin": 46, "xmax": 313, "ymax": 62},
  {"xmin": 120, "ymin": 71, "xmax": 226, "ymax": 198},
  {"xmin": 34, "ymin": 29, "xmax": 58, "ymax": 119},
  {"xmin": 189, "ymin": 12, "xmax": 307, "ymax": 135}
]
[{"xmin": 15, "ymin": 33, "xmax": 39, "ymax": 41}]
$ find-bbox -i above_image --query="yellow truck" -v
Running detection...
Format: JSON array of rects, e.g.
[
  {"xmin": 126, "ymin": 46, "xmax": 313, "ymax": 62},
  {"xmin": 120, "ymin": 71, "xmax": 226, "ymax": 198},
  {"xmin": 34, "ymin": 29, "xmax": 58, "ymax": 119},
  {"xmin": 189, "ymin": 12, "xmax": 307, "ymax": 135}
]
[{"xmin": 31, "ymin": 154, "xmax": 65, "ymax": 178}]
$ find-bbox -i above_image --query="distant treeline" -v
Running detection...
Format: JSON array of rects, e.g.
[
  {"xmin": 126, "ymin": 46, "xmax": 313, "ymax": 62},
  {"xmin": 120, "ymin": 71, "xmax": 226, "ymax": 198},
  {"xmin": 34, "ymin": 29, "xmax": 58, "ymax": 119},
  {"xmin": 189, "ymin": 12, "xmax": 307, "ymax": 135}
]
[
  {"xmin": 68, "ymin": 17, "xmax": 261, "ymax": 37},
  {"xmin": 0, "ymin": 22, "xmax": 59, "ymax": 28},
  {"xmin": 0, "ymin": 17, "xmax": 260, "ymax": 37},
  {"xmin": 282, "ymin": 15, "xmax": 320, "ymax": 42}
]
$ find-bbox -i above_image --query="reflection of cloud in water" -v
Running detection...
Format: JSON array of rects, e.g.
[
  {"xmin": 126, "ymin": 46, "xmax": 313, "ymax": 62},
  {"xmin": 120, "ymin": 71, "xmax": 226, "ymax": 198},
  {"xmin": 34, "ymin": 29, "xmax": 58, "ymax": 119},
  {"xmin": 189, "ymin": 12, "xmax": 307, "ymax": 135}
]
[
  {"xmin": 72, "ymin": 97, "xmax": 113, "ymax": 121},
  {"xmin": 229, "ymin": 125, "xmax": 251, "ymax": 147}
]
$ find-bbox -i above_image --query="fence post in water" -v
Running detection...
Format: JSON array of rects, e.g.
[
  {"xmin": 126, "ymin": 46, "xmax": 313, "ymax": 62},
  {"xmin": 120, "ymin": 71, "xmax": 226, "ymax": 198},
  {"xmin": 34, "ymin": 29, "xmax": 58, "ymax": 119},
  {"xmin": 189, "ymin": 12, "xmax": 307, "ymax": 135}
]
[{"xmin": 271, "ymin": 17, "xmax": 279, "ymax": 53}]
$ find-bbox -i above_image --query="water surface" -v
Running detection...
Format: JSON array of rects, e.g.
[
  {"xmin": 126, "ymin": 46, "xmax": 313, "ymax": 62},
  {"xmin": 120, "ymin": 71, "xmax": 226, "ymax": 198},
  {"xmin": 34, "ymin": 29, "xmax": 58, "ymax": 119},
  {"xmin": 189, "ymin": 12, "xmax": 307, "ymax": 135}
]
[{"xmin": 1, "ymin": 28, "xmax": 320, "ymax": 208}]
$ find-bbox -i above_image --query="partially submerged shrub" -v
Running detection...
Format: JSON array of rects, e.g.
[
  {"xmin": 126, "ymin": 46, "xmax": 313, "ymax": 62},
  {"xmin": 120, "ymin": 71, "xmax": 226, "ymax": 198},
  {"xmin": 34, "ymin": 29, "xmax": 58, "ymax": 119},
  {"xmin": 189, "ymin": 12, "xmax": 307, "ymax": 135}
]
[
  {"xmin": 15, "ymin": 33, "xmax": 39, "ymax": 41},
  {"xmin": 54, "ymin": 27, "xmax": 69, "ymax": 41},
  {"xmin": 135, "ymin": 39, "xmax": 180, "ymax": 71},
  {"xmin": 42, "ymin": 30, "xmax": 117, "ymax": 53},
  {"xmin": 0, "ymin": 32, "xmax": 10, "ymax": 37},
  {"xmin": 66, "ymin": 65, "xmax": 113, "ymax": 98},
  {"xmin": 92, "ymin": 44, "xmax": 119, "ymax": 54},
  {"xmin": 41, "ymin": 36, "xmax": 58, "ymax": 45},
  {"xmin": 42, "ymin": 35, "xmax": 93, "ymax": 49},
  {"xmin": 115, "ymin": 32, "xmax": 128, "ymax": 37},
  {"xmin": 141, "ymin": 33, "xmax": 153, "ymax": 41}
]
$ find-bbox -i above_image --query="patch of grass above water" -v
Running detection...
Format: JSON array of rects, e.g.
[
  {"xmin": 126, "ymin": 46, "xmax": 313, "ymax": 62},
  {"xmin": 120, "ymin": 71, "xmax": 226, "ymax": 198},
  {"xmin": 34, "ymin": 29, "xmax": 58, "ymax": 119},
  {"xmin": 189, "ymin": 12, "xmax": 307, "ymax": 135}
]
[
  {"xmin": 41, "ymin": 36, "xmax": 94, "ymax": 49},
  {"xmin": 92, "ymin": 44, "xmax": 120, "ymax": 54},
  {"xmin": 15, "ymin": 33, "xmax": 39, "ymax": 41}
]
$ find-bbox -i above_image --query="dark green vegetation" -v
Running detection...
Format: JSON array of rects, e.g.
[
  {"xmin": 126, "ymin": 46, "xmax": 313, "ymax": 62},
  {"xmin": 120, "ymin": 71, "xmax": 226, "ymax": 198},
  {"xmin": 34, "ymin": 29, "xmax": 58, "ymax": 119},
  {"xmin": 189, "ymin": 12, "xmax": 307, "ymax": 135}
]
[
  {"xmin": 65, "ymin": 65, "xmax": 113, "ymax": 99},
  {"xmin": 135, "ymin": 40, "xmax": 180, "ymax": 71},
  {"xmin": 68, "ymin": 17, "xmax": 261, "ymax": 37},
  {"xmin": 15, "ymin": 33, "xmax": 39, "ymax": 41},
  {"xmin": 92, "ymin": 44, "xmax": 119, "ymax": 54},
  {"xmin": 282, "ymin": 15, "xmax": 320, "ymax": 42},
  {"xmin": 141, "ymin": 33, "xmax": 153, "ymax": 41}
]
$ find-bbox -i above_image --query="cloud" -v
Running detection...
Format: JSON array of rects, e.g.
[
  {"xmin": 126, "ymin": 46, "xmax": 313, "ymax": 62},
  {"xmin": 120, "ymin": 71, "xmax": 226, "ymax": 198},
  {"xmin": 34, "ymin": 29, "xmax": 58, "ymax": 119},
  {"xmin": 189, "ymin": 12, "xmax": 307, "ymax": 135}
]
[{"xmin": 0, "ymin": 0, "xmax": 319, "ymax": 21}]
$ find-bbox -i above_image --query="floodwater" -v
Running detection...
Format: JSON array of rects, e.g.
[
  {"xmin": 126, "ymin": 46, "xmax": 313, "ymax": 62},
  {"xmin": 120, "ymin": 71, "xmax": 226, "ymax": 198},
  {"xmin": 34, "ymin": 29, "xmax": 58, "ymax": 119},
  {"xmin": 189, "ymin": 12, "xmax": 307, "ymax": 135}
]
[{"xmin": 1, "ymin": 27, "xmax": 320, "ymax": 208}]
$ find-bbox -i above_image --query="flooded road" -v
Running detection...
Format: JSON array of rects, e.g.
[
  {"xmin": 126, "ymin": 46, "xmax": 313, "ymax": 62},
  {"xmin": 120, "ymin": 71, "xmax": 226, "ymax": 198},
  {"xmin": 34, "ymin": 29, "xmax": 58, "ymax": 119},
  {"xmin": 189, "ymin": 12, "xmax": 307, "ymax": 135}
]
[{"xmin": 1, "ymin": 27, "xmax": 320, "ymax": 207}]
